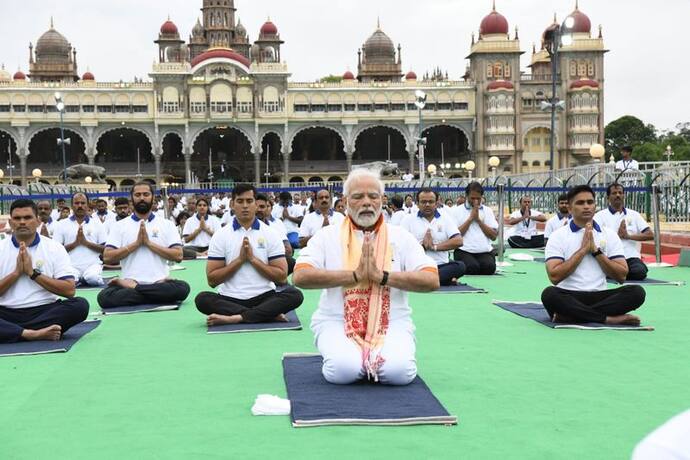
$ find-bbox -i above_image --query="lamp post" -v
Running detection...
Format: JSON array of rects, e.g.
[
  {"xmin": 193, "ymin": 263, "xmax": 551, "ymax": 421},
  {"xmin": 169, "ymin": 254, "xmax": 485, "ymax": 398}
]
[
  {"xmin": 465, "ymin": 160, "xmax": 476, "ymax": 180},
  {"xmin": 264, "ymin": 144, "xmax": 271, "ymax": 187},
  {"xmin": 665, "ymin": 145, "xmax": 674, "ymax": 163},
  {"xmin": 589, "ymin": 143, "xmax": 605, "ymax": 185},
  {"xmin": 488, "ymin": 156, "xmax": 500, "ymax": 179},
  {"xmin": 414, "ymin": 90, "xmax": 428, "ymax": 181},
  {"xmin": 542, "ymin": 17, "xmax": 574, "ymax": 175},
  {"xmin": 32, "ymin": 168, "xmax": 42, "ymax": 184},
  {"xmin": 427, "ymin": 164, "xmax": 437, "ymax": 177},
  {"xmin": 54, "ymin": 92, "xmax": 71, "ymax": 186}
]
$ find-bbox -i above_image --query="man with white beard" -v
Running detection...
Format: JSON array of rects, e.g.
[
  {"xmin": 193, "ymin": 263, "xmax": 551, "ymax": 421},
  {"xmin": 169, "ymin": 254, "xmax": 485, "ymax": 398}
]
[{"xmin": 294, "ymin": 169, "xmax": 439, "ymax": 386}]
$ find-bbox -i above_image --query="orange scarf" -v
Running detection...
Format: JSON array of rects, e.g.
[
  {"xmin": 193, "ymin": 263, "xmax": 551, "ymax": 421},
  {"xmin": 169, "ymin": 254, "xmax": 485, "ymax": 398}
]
[{"xmin": 340, "ymin": 215, "xmax": 393, "ymax": 381}]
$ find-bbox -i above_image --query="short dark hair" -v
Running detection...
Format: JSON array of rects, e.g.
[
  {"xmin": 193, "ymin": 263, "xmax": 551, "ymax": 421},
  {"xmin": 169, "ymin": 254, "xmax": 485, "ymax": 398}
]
[
  {"xmin": 10, "ymin": 198, "xmax": 38, "ymax": 217},
  {"xmin": 390, "ymin": 195, "xmax": 404, "ymax": 209},
  {"xmin": 557, "ymin": 193, "xmax": 568, "ymax": 202},
  {"xmin": 278, "ymin": 191, "xmax": 292, "ymax": 202},
  {"xmin": 416, "ymin": 187, "xmax": 438, "ymax": 201},
  {"xmin": 196, "ymin": 197, "xmax": 210, "ymax": 208},
  {"xmin": 404, "ymin": 194, "xmax": 413, "ymax": 200},
  {"xmin": 232, "ymin": 183, "xmax": 256, "ymax": 199},
  {"xmin": 114, "ymin": 197, "xmax": 129, "ymax": 206},
  {"xmin": 606, "ymin": 182, "xmax": 624, "ymax": 196},
  {"xmin": 255, "ymin": 193, "xmax": 269, "ymax": 202},
  {"xmin": 175, "ymin": 211, "xmax": 190, "ymax": 226},
  {"xmin": 465, "ymin": 181, "xmax": 484, "ymax": 196},
  {"xmin": 130, "ymin": 181, "xmax": 155, "ymax": 198},
  {"xmin": 96, "ymin": 199, "xmax": 107, "ymax": 205},
  {"xmin": 334, "ymin": 199, "xmax": 343, "ymax": 208},
  {"xmin": 566, "ymin": 185, "xmax": 595, "ymax": 203},
  {"xmin": 621, "ymin": 145, "xmax": 633, "ymax": 154}
]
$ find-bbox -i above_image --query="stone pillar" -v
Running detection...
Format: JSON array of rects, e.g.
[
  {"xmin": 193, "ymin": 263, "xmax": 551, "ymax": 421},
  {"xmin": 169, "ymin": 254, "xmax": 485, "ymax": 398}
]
[
  {"xmin": 254, "ymin": 150, "xmax": 261, "ymax": 185},
  {"xmin": 154, "ymin": 153, "xmax": 162, "ymax": 186},
  {"xmin": 408, "ymin": 145, "xmax": 416, "ymax": 176},
  {"xmin": 19, "ymin": 150, "xmax": 27, "ymax": 187},
  {"xmin": 346, "ymin": 146, "xmax": 353, "ymax": 173},
  {"xmin": 184, "ymin": 152, "xmax": 192, "ymax": 187},
  {"xmin": 282, "ymin": 150, "xmax": 290, "ymax": 187}
]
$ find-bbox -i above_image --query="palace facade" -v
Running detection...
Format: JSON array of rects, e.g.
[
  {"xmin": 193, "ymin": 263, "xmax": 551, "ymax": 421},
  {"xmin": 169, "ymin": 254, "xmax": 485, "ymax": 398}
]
[{"xmin": 0, "ymin": 1, "xmax": 606, "ymax": 188}]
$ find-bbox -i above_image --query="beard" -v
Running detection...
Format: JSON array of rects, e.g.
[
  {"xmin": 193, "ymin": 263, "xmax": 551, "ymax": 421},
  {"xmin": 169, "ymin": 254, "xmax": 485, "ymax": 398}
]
[
  {"xmin": 348, "ymin": 206, "xmax": 381, "ymax": 228},
  {"xmin": 134, "ymin": 200, "xmax": 152, "ymax": 214}
]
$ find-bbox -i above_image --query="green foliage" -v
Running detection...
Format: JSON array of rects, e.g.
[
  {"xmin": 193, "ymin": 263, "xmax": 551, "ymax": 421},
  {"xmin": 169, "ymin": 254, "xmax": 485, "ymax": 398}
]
[
  {"xmin": 319, "ymin": 75, "xmax": 343, "ymax": 83},
  {"xmin": 605, "ymin": 116, "xmax": 690, "ymax": 162}
]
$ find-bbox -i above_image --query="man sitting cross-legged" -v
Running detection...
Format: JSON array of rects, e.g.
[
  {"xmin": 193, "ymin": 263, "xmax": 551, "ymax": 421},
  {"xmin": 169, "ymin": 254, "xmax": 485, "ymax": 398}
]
[
  {"xmin": 401, "ymin": 187, "xmax": 465, "ymax": 286},
  {"xmin": 195, "ymin": 184, "xmax": 304, "ymax": 326},
  {"xmin": 97, "ymin": 182, "xmax": 190, "ymax": 309},
  {"xmin": 594, "ymin": 183, "xmax": 654, "ymax": 281},
  {"xmin": 299, "ymin": 189, "xmax": 345, "ymax": 248},
  {"xmin": 0, "ymin": 199, "xmax": 89, "ymax": 343},
  {"xmin": 542, "ymin": 185, "xmax": 646, "ymax": 326},
  {"xmin": 255, "ymin": 193, "xmax": 296, "ymax": 276},
  {"xmin": 52, "ymin": 192, "xmax": 107, "ymax": 287},
  {"xmin": 506, "ymin": 195, "xmax": 547, "ymax": 249},
  {"xmin": 294, "ymin": 169, "xmax": 439, "ymax": 386},
  {"xmin": 182, "ymin": 197, "xmax": 220, "ymax": 256},
  {"xmin": 450, "ymin": 182, "xmax": 498, "ymax": 275}
]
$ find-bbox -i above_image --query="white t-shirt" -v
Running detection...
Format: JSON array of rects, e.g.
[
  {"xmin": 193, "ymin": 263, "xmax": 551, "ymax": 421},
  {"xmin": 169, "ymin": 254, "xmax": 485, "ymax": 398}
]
[
  {"xmin": 105, "ymin": 213, "xmax": 183, "ymax": 284},
  {"xmin": 390, "ymin": 210, "xmax": 406, "ymax": 226},
  {"xmin": 450, "ymin": 205, "xmax": 499, "ymax": 254},
  {"xmin": 272, "ymin": 204, "xmax": 304, "ymax": 233},
  {"xmin": 545, "ymin": 220, "xmax": 625, "ymax": 291},
  {"xmin": 207, "ymin": 218, "xmax": 285, "ymax": 300},
  {"xmin": 544, "ymin": 213, "xmax": 570, "ymax": 239},
  {"xmin": 182, "ymin": 213, "xmax": 221, "ymax": 247},
  {"xmin": 508, "ymin": 209, "xmax": 544, "ymax": 238},
  {"xmin": 594, "ymin": 207, "xmax": 650, "ymax": 259},
  {"xmin": 402, "ymin": 173, "xmax": 414, "ymax": 182},
  {"xmin": 402, "ymin": 204, "xmax": 419, "ymax": 216},
  {"xmin": 93, "ymin": 210, "xmax": 115, "ymax": 224},
  {"xmin": 633, "ymin": 409, "xmax": 690, "ymax": 460},
  {"xmin": 266, "ymin": 217, "xmax": 289, "ymax": 243},
  {"xmin": 299, "ymin": 210, "xmax": 345, "ymax": 239},
  {"xmin": 400, "ymin": 211, "xmax": 460, "ymax": 265},
  {"xmin": 0, "ymin": 235, "xmax": 75, "ymax": 309},
  {"xmin": 296, "ymin": 223, "xmax": 436, "ymax": 327},
  {"xmin": 615, "ymin": 159, "xmax": 639, "ymax": 171},
  {"xmin": 38, "ymin": 219, "xmax": 57, "ymax": 238},
  {"xmin": 52, "ymin": 216, "xmax": 107, "ymax": 272}
]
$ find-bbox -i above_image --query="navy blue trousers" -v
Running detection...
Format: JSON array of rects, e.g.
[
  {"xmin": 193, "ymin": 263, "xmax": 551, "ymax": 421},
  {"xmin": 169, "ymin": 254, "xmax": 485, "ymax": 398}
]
[{"xmin": 0, "ymin": 297, "xmax": 90, "ymax": 343}]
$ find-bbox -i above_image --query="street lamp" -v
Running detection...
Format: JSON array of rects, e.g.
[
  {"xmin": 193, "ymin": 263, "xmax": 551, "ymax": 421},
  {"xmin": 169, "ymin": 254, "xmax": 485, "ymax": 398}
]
[
  {"xmin": 489, "ymin": 156, "xmax": 500, "ymax": 178},
  {"xmin": 464, "ymin": 160, "xmax": 476, "ymax": 179},
  {"xmin": 84, "ymin": 176, "xmax": 92, "ymax": 184},
  {"xmin": 32, "ymin": 168, "xmax": 42, "ymax": 184},
  {"xmin": 589, "ymin": 143, "xmax": 605, "ymax": 163},
  {"xmin": 665, "ymin": 145, "xmax": 674, "ymax": 163},
  {"xmin": 54, "ymin": 92, "xmax": 71, "ymax": 185},
  {"xmin": 542, "ymin": 16, "xmax": 574, "ymax": 174},
  {"xmin": 427, "ymin": 164, "xmax": 437, "ymax": 177},
  {"xmin": 414, "ymin": 90, "xmax": 428, "ymax": 181}
]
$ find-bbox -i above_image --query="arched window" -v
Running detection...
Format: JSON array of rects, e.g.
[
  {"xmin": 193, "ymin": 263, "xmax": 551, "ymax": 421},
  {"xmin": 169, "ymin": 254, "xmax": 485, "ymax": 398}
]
[
  {"xmin": 569, "ymin": 61, "xmax": 577, "ymax": 77},
  {"xmin": 587, "ymin": 61, "xmax": 595, "ymax": 76},
  {"xmin": 532, "ymin": 160, "xmax": 541, "ymax": 166},
  {"xmin": 494, "ymin": 63, "xmax": 503, "ymax": 78}
]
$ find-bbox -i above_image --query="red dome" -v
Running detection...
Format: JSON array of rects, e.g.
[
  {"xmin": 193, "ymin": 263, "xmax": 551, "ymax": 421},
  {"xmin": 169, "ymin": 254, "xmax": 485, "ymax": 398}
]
[
  {"xmin": 160, "ymin": 20, "xmax": 178, "ymax": 35},
  {"xmin": 260, "ymin": 20, "xmax": 278, "ymax": 36},
  {"xmin": 82, "ymin": 71, "xmax": 95, "ymax": 81},
  {"xmin": 570, "ymin": 78, "xmax": 599, "ymax": 89},
  {"xmin": 405, "ymin": 70, "xmax": 417, "ymax": 80},
  {"xmin": 487, "ymin": 80, "xmax": 514, "ymax": 91},
  {"xmin": 480, "ymin": 9, "xmax": 509, "ymax": 35},
  {"xmin": 566, "ymin": 8, "xmax": 591, "ymax": 34},
  {"xmin": 191, "ymin": 48, "xmax": 251, "ymax": 68},
  {"xmin": 13, "ymin": 70, "xmax": 26, "ymax": 80},
  {"xmin": 342, "ymin": 70, "xmax": 355, "ymax": 80}
]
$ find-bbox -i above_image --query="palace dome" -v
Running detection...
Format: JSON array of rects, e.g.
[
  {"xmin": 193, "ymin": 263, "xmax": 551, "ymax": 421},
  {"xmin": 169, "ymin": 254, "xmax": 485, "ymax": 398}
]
[
  {"xmin": 160, "ymin": 20, "xmax": 179, "ymax": 35},
  {"xmin": 566, "ymin": 7, "xmax": 591, "ymax": 34},
  {"xmin": 191, "ymin": 48, "xmax": 251, "ymax": 68},
  {"xmin": 82, "ymin": 71, "xmax": 95, "ymax": 81},
  {"xmin": 405, "ymin": 70, "xmax": 417, "ymax": 80},
  {"xmin": 260, "ymin": 20, "xmax": 278, "ymax": 36},
  {"xmin": 480, "ymin": 8, "xmax": 509, "ymax": 35},
  {"xmin": 363, "ymin": 28, "xmax": 395, "ymax": 63},
  {"xmin": 13, "ymin": 70, "xmax": 26, "ymax": 80},
  {"xmin": 35, "ymin": 26, "xmax": 71, "ymax": 63},
  {"xmin": 342, "ymin": 70, "xmax": 355, "ymax": 80}
]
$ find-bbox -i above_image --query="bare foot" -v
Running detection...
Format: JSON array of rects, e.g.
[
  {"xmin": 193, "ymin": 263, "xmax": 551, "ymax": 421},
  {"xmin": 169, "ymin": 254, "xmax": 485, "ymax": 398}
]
[
  {"xmin": 21, "ymin": 325, "xmax": 62, "ymax": 341},
  {"xmin": 606, "ymin": 314, "xmax": 641, "ymax": 326},
  {"xmin": 451, "ymin": 278, "xmax": 458, "ymax": 285},
  {"xmin": 207, "ymin": 314, "xmax": 243, "ymax": 326},
  {"xmin": 273, "ymin": 314, "xmax": 288, "ymax": 322},
  {"xmin": 109, "ymin": 278, "xmax": 138, "ymax": 289},
  {"xmin": 552, "ymin": 313, "xmax": 577, "ymax": 323}
]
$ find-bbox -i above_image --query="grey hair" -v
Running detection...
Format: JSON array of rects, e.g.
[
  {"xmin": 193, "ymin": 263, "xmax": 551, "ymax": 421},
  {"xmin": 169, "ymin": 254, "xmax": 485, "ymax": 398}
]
[{"xmin": 342, "ymin": 169, "xmax": 385, "ymax": 197}]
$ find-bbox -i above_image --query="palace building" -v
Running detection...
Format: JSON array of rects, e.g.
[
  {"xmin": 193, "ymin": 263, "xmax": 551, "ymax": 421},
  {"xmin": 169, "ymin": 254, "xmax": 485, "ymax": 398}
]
[{"xmin": 0, "ymin": 1, "xmax": 606, "ymax": 188}]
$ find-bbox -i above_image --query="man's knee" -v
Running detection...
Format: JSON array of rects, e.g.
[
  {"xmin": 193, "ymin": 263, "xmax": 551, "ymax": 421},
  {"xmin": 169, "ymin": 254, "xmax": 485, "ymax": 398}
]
[
  {"xmin": 65, "ymin": 297, "xmax": 90, "ymax": 322},
  {"xmin": 479, "ymin": 257, "xmax": 496, "ymax": 275},
  {"xmin": 541, "ymin": 286, "xmax": 560, "ymax": 308},
  {"xmin": 170, "ymin": 280, "xmax": 191, "ymax": 299},
  {"xmin": 623, "ymin": 285, "xmax": 646, "ymax": 306},
  {"xmin": 627, "ymin": 260, "xmax": 648, "ymax": 281},
  {"xmin": 195, "ymin": 292, "xmax": 218, "ymax": 314},
  {"xmin": 321, "ymin": 354, "xmax": 363, "ymax": 385},
  {"xmin": 97, "ymin": 287, "xmax": 118, "ymax": 308},
  {"xmin": 281, "ymin": 285, "xmax": 304, "ymax": 306},
  {"xmin": 380, "ymin": 357, "xmax": 417, "ymax": 386}
]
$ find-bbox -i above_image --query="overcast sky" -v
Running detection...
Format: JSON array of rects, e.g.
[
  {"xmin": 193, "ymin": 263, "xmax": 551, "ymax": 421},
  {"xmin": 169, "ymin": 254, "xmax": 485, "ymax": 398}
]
[{"xmin": 1, "ymin": 0, "xmax": 688, "ymax": 131}]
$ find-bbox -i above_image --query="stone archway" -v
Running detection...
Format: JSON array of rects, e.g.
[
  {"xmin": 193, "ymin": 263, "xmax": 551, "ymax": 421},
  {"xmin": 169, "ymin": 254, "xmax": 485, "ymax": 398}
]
[
  {"xmin": 0, "ymin": 130, "xmax": 20, "ymax": 183},
  {"xmin": 421, "ymin": 125, "xmax": 470, "ymax": 170},
  {"xmin": 27, "ymin": 128, "xmax": 88, "ymax": 176},
  {"xmin": 353, "ymin": 125, "xmax": 409, "ymax": 165},
  {"xmin": 260, "ymin": 132, "xmax": 283, "ymax": 185},
  {"xmin": 161, "ymin": 132, "xmax": 185, "ymax": 182},
  {"xmin": 95, "ymin": 128, "xmax": 154, "ymax": 178},
  {"xmin": 191, "ymin": 126, "xmax": 253, "ymax": 182}
]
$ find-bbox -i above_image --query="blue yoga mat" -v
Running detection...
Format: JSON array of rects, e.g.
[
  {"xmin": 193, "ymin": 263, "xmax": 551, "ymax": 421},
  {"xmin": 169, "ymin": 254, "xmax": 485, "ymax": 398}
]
[
  {"xmin": 435, "ymin": 283, "xmax": 486, "ymax": 294},
  {"xmin": 101, "ymin": 303, "xmax": 181, "ymax": 315},
  {"xmin": 493, "ymin": 301, "xmax": 654, "ymax": 331},
  {"xmin": 0, "ymin": 320, "xmax": 101, "ymax": 357},
  {"xmin": 606, "ymin": 278, "xmax": 684, "ymax": 286},
  {"xmin": 282, "ymin": 354, "xmax": 458, "ymax": 427},
  {"xmin": 207, "ymin": 309, "xmax": 301, "ymax": 334}
]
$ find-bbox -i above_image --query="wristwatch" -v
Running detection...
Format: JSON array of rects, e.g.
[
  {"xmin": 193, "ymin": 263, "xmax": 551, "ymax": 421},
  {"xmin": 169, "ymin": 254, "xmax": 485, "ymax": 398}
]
[
  {"xmin": 30, "ymin": 268, "xmax": 42, "ymax": 280},
  {"xmin": 380, "ymin": 270, "xmax": 390, "ymax": 286},
  {"xmin": 591, "ymin": 248, "xmax": 603, "ymax": 258}
]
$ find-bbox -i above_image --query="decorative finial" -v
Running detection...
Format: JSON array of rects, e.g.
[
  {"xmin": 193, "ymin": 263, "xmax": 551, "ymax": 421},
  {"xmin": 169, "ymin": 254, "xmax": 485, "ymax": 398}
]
[
  {"xmin": 532, "ymin": 43, "xmax": 536, "ymax": 53},
  {"xmin": 167, "ymin": 14, "xmax": 171, "ymax": 21},
  {"xmin": 553, "ymin": 12, "xmax": 557, "ymax": 23},
  {"xmin": 377, "ymin": 16, "xmax": 381, "ymax": 29},
  {"xmin": 50, "ymin": 16, "xmax": 54, "ymax": 28},
  {"xmin": 492, "ymin": 0, "xmax": 496, "ymax": 11},
  {"xmin": 598, "ymin": 24, "xmax": 603, "ymax": 38},
  {"xmin": 575, "ymin": 0, "xmax": 579, "ymax": 10},
  {"xmin": 515, "ymin": 26, "xmax": 519, "ymax": 39},
  {"xmin": 471, "ymin": 32, "xmax": 475, "ymax": 45}
]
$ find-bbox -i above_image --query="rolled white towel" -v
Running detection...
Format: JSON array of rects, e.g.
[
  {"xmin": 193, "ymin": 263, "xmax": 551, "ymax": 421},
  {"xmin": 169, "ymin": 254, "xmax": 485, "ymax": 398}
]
[{"xmin": 251, "ymin": 394, "xmax": 291, "ymax": 416}]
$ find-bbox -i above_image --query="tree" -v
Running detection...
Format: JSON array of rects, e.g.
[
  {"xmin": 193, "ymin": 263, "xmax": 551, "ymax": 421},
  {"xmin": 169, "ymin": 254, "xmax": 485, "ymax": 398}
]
[
  {"xmin": 604, "ymin": 116, "xmax": 657, "ymax": 159},
  {"xmin": 319, "ymin": 75, "xmax": 343, "ymax": 83}
]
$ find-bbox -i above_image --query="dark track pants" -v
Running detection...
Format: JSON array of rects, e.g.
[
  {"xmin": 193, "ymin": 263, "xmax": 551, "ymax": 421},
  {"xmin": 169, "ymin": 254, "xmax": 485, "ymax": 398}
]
[
  {"xmin": 97, "ymin": 280, "xmax": 190, "ymax": 309},
  {"xmin": 438, "ymin": 261, "xmax": 466, "ymax": 285},
  {"xmin": 453, "ymin": 249, "xmax": 496, "ymax": 275},
  {"xmin": 195, "ymin": 286, "xmax": 304, "ymax": 323},
  {"xmin": 541, "ymin": 285, "xmax": 646, "ymax": 323},
  {"xmin": 626, "ymin": 257, "xmax": 648, "ymax": 281},
  {"xmin": 508, "ymin": 234, "xmax": 545, "ymax": 249},
  {"xmin": 0, "ymin": 298, "xmax": 90, "ymax": 343}
]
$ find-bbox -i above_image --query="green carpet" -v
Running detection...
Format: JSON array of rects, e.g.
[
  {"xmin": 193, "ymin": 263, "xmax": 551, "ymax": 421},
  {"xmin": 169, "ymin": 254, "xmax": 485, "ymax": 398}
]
[{"xmin": 1, "ymin": 254, "xmax": 689, "ymax": 459}]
